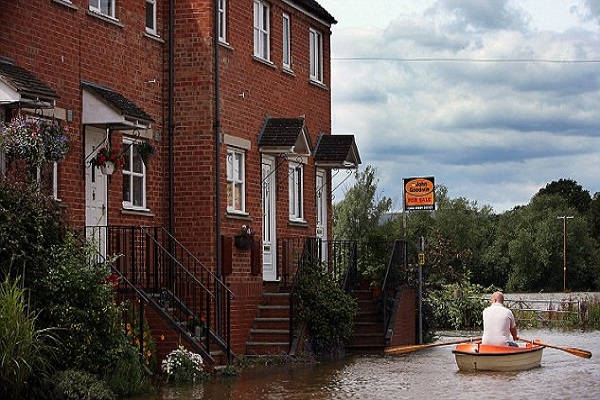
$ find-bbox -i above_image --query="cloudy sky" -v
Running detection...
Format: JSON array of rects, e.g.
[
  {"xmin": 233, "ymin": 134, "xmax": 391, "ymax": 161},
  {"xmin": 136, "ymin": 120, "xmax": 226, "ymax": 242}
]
[{"xmin": 318, "ymin": 0, "xmax": 600, "ymax": 213}]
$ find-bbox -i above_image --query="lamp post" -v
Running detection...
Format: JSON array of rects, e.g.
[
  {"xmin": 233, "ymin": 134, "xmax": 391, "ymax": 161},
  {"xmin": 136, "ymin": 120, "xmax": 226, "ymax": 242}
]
[{"xmin": 557, "ymin": 215, "xmax": 574, "ymax": 292}]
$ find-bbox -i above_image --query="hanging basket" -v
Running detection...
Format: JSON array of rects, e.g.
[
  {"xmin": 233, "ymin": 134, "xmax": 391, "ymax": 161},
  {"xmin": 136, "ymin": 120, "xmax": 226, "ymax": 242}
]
[
  {"xmin": 100, "ymin": 163, "xmax": 116, "ymax": 175},
  {"xmin": 234, "ymin": 234, "xmax": 253, "ymax": 250}
]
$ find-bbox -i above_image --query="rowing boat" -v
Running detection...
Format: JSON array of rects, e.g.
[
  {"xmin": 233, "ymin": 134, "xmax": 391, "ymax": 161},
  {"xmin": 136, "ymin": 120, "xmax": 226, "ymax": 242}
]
[{"xmin": 452, "ymin": 342, "xmax": 545, "ymax": 372}]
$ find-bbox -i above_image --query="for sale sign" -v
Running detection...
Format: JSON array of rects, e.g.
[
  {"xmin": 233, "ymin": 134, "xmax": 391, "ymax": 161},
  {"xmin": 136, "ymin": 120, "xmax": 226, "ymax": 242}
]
[{"xmin": 403, "ymin": 177, "xmax": 435, "ymax": 211}]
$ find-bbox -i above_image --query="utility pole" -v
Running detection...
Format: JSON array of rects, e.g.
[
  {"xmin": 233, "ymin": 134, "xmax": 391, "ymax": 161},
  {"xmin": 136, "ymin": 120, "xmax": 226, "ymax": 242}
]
[{"xmin": 557, "ymin": 215, "xmax": 574, "ymax": 292}]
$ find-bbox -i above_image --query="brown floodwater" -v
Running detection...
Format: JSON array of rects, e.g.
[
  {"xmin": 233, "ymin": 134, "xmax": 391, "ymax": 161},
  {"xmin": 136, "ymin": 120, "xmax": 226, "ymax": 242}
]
[{"xmin": 132, "ymin": 329, "xmax": 600, "ymax": 400}]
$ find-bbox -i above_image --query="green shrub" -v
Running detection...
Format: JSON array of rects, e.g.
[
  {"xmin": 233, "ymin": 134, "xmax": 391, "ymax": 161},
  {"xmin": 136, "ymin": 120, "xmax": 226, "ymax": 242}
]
[
  {"xmin": 294, "ymin": 263, "xmax": 358, "ymax": 351},
  {"xmin": 0, "ymin": 276, "xmax": 57, "ymax": 400},
  {"xmin": 427, "ymin": 282, "xmax": 490, "ymax": 330},
  {"xmin": 51, "ymin": 369, "xmax": 116, "ymax": 400},
  {"xmin": 103, "ymin": 346, "xmax": 152, "ymax": 397}
]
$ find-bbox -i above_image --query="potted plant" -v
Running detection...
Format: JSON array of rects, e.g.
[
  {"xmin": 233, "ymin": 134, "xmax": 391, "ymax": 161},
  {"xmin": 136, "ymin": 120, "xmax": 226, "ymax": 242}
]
[
  {"xmin": 187, "ymin": 314, "xmax": 207, "ymax": 337},
  {"xmin": 136, "ymin": 140, "xmax": 155, "ymax": 166},
  {"xmin": 234, "ymin": 224, "xmax": 254, "ymax": 250},
  {"xmin": 90, "ymin": 146, "xmax": 124, "ymax": 175},
  {"xmin": 0, "ymin": 116, "xmax": 69, "ymax": 166}
]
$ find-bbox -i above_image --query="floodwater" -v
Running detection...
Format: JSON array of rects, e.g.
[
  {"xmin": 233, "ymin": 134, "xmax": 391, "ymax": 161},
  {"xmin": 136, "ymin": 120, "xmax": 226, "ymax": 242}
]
[{"xmin": 135, "ymin": 329, "xmax": 600, "ymax": 400}]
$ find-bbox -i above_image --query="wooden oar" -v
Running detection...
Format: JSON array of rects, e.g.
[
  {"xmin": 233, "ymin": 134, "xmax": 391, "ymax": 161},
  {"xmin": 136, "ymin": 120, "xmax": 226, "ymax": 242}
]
[
  {"xmin": 519, "ymin": 338, "xmax": 592, "ymax": 359},
  {"xmin": 385, "ymin": 337, "xmax": 481, "ymax": 355}
]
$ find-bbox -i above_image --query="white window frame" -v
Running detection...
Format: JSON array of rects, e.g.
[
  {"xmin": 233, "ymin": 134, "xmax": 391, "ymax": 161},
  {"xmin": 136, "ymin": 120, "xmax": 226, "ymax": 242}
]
[
  {"xmin": 309, "ymin": 28, "xmax": 323, "ymax": 83},
  {"xmin": 282, "ymin": 13, "xmax": 291, "ymax": 69},
  {"xmin": 145, "ymin": 0, "xmax": 157, "ymax": 35},
  {"xmin": 227, "ymin": 147, "xmax": 246, "ymax": 214},
  {"xmin": 253, "ymin": 0, "xmax": 270, "ymax": 61},
  {"xmin": 89, "ymin": 0, "xmax": 116, "ymax": 19},
  {"xmin": 122, "ymin": 138, "xmax": 147, "ymax": 210},
  {"xmin": 288, "ymin": 161, "xmax": 304, "ymax": 221},
  {"xmin": 218, "ymin": 0, "xmax": 227, "ymax": 43}
]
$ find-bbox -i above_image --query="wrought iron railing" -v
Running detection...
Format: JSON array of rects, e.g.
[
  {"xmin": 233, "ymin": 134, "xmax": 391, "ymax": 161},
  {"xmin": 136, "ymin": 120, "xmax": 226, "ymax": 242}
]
[{"xmin": 86, "ymin": 225, "xmax": 235, "ymax": 364}]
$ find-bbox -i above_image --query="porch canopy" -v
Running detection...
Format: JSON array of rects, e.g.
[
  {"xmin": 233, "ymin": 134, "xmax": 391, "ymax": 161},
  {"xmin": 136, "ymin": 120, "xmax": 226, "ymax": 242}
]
[
  {"xmin": 258, "ymin": 117, "xmax": 311, "ymax": 156},
  {"xmin": 82, "ymin": 81, "xmax": 153, "ymax": 131},
  {"xmin": 314, "ymin": 134, "xmax": 361, "ymax": 169},
  {"xmin": 0, "ymin": 58, "xmax": 59, "ymax": 108}
]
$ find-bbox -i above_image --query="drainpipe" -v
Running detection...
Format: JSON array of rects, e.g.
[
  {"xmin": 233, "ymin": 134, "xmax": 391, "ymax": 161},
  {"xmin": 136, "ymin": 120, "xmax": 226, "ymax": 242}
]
[
  {"xmin": 168, "ymin": 0, "xmax": 174, "ymax": 236},
  {"xmin": 214, "ymin": 0, "xmax": 223, "ymax": 325}
]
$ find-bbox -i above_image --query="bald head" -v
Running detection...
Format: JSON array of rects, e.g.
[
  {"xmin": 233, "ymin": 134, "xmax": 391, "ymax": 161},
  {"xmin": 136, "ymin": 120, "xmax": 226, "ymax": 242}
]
[{"xmin": 492, "ymin": 291, "xmax": 505, "ymax": 303}]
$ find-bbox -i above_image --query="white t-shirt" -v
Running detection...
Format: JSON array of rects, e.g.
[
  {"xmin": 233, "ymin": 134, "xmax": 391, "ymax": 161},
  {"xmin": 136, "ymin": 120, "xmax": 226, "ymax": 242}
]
[{"xmin": 482, "ymin": 302, "xmax": 516, "ymax": 346}]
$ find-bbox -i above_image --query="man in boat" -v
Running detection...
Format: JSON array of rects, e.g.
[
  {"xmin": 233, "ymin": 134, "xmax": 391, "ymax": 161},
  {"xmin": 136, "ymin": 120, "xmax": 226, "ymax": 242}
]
[{"xmin": 482, "ymin": 291, "xmax": 519, "ymax": 347}]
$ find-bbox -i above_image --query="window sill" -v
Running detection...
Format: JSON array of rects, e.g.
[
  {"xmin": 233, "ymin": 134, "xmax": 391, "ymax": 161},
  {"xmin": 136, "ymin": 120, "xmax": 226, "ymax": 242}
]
[
  {"xmin": 226, "ymin": 210, "xmax": 251, "ymax": 219},
  {"xmin": 52, "ymin": 0, "xmax": 78, "ymax": 10},
  {"xmin": 144, "ymin": 31, "xmax": 165, "ymax": 43},
  {"xmin": 309, "ymin": 79, "xmax": 329, "ymax": 91},
  {"xmin": 219, "ymin": 40, "xmax": 234, "ymax": 51},
  {"xmin": 86, "ymin": 10, "xmax": 124, "ymax": 28},
  {"xmin": 288, "ymin": 219, "xmax": 308, "ymax": 227},
  {"xmin": 252, "ymin": 56, "xmax": 276, "ymax": 69},
  {"xmin": 282, "ymin": 68, "xmax": 295, "ymax": 77},
  {"xmin": 121, "ymin": 208, "xmax": 154, "ymax": 217}
]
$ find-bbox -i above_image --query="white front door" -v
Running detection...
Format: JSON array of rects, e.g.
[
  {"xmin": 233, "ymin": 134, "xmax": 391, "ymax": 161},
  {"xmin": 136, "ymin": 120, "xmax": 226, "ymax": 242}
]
[
  {"xmin": 316, "ymin": 169, "xmax": 328, "ymax": 263},
  {"xmin": 85, "ymin": 127, "xmax": 108, "ymax": 257},
  {"xmin": 262, "ymin": 156, "xmax": 277, "ymax": 281}
]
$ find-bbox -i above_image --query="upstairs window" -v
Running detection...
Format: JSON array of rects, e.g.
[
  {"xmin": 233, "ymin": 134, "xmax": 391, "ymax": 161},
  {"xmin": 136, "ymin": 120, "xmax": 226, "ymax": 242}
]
[
  {"xmin": 227, "ymin": 147, "xmax": 246, "ymax": 213},
  {"xmin": 122, "ymin": 139, "xmax": 147, "ymax": 210},
  {"xmin": 146, "ymin": 0, "xmax": 157, "ymax": 35},
  {"xmin": 309, "ymin": 28, "xmax": 323, "ymax": 83},
  {"xmin": 253, "ymin": 0, "xmax": 270, "ymax": 61},
  {"xmin": 218, "ymin": 0, "xmax": 227, "ymax": 43},
  {"xmin": 282, "ymin": 13, "xmax": 291, "ymax": 69},
  {"xmin": 288, "ymin": 161, "xmax": 304, "ymax": 221},
  {"xmin": 89, "ymin": 0, "xmax": 116, "ymax": 19}
]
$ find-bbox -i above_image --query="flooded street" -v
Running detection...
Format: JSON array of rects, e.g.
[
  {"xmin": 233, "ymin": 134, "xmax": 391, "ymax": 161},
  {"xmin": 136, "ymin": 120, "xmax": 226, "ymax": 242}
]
[{"xmin": 138, "ymin": 329, "xmax": 599, "ymax": 400}]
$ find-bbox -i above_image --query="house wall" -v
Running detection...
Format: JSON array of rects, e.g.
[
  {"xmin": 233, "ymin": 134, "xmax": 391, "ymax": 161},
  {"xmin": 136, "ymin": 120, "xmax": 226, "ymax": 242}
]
[{"xmin": 1, "ymin": 0, "xmax": 337, "ymax": 356}]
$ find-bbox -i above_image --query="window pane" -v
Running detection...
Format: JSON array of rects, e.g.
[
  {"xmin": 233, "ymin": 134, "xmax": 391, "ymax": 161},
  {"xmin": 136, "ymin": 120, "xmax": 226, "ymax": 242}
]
[
  {"xmin": 146, "ymin": 1, "xmax": 154, "ymax": 30},
  {"xmin": 123, "ymin": 176, "xmax": 131, "ymax": 202},
  {"xmin": 133, "ymin": 176, "xmax": 144, "ymax": 206}
]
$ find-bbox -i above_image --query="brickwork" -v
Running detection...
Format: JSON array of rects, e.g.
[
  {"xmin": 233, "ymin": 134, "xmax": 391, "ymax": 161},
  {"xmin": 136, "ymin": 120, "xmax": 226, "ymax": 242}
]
[{"xmin": 1, "ymin": 0, "xmax": 337, "ymax": 358}]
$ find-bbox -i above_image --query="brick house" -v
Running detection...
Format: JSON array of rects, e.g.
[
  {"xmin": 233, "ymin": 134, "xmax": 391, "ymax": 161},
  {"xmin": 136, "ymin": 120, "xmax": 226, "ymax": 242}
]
[{"xmin": 1, "ymin": 0, "xmax": 363, "ymax": 363}]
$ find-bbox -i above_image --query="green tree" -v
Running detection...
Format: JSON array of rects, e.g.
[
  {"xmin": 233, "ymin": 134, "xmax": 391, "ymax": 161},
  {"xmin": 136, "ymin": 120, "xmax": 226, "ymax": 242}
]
[{"xmin": 534, "ymin": 178, "xmax": 591, "ymax": 214}]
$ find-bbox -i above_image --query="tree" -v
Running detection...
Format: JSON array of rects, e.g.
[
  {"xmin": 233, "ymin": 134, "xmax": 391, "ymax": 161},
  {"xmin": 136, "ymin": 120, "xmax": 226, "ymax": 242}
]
[{"xmin": 534, "ymin": 178, "xmax": 591, "ymax": 214}]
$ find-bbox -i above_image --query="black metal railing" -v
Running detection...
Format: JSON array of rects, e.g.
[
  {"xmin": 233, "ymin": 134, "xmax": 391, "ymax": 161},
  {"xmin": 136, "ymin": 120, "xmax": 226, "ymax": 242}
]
[
  {"xmin": 283, "ymin": 237, "xmax": 358, "ymax": 352},
  {"xmin": 381, "ymin": 240, "xmax": 410, "ymax": 342},
  {"xmin": 85, "ymin": 225, "xmax": 235, "ymax": 364}
]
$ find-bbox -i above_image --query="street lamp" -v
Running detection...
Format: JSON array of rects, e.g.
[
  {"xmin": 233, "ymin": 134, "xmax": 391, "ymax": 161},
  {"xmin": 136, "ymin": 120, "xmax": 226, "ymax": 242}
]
[{"xmin": 557, "ymin": 215, "xmax": 574, "ymax": 292}]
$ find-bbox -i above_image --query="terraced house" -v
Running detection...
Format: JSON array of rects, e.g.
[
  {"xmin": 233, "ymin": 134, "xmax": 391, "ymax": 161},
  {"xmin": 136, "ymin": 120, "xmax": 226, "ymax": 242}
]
[{"xmin": 0, "ymin": 0, "xmax": 363, "ymax": 364}]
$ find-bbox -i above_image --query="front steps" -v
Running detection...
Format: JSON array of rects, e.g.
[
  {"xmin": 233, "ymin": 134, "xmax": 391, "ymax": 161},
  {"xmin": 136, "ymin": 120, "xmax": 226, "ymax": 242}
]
[
  {"xmin": 246, "ymin": 292, "xmax": 291, "ymax": 355},
  {"xmin": 346, "ymin": 289, "xmax": 386, "ymax": 351}
]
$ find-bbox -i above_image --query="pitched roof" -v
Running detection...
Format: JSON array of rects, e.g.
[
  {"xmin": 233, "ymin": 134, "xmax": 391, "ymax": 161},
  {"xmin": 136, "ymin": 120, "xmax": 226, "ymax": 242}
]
[
  {"xmin": 258, "ymin": 117, "xmax": 311, "ymax": 155},
  {"xmin": 0, "ymin": 59, "xmax": 59, "ymax": 106},
  {"xmin": 293, "ymin": 0, "xmax": 337, "ymax": 24},
  {"xmin": 81, "ymin": 81, "xmax": 153, "ymax": 129},
  {"xmin": 314, "ymin": 134, "xmax": 361, "ymax": 168}
]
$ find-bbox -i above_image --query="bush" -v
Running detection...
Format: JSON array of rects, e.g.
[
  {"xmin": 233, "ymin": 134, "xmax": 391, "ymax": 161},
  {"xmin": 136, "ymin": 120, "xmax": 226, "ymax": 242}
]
[
  {"xmin": 427, "ymin": 282, "xmax": 490, "ymax": 330},
  {"xmin": 51, "ymin": 369, "xmax": 116, "ymax": 400},
  {"xmin": 30, "ymin": 234, "xmax": 127, "ymax": 374},
  {"xmin": 294, "ymin": 263, "xmax": 358, "ymax": 352},
  {"xmin": 0, "ymin": 276, "xmax": 57, "ymax": 400},
  {"xmin": 103, "ymin": 346, "xmax": 152, "ymax": 397}
]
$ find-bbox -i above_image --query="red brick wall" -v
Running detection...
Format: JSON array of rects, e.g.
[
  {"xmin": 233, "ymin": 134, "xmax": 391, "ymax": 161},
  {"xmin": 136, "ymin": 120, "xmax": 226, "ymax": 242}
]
[{"xmin": 390, "ymin": 287, "xmax": 417, "ymax": 347}]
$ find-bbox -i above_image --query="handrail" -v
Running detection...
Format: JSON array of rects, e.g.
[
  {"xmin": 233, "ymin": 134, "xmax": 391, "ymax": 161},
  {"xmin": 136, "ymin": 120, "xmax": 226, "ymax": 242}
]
[{"xmin": 85, "ymin": 225, "xmax": 234, "ymax": 364}]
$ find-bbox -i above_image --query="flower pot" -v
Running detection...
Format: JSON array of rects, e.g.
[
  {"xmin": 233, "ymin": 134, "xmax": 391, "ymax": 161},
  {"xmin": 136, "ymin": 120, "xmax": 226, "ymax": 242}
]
[
  {"xmin": 234, "ymin": 234, "xmax": 253, "ymax": 250},
  {"xmin": 100, "ymin": 163, "xmax": 115, "ymax": 175},
  {"xmin": 194, "ymin": 326, "xmax": 204, "ymax": 337}
]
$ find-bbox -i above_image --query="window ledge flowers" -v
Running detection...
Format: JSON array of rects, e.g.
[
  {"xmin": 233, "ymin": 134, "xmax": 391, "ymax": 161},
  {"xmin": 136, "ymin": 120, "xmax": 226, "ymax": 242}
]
[
  {"xmin": 0, "ymin": 116, "xmax": 70, "ymax": 166},
  {"xmin": 90, "ymin": 146, "xmax": 124, "ymax": 174}
]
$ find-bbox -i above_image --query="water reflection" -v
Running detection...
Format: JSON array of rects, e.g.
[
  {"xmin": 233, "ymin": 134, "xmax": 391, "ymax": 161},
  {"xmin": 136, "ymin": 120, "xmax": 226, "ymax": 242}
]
[{"xmin": 134, "ymin": 330, "xmax": 599, "ymax": 400}]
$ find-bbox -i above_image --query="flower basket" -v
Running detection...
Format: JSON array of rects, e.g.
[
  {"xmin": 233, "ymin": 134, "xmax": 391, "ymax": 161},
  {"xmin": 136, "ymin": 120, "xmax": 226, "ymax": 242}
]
[
  {"xmin": 136, "ymin": 141, "xmax": 155, "ymax": 167},
  {"xmin": 234, "ymin": 234, "xmax": 253, "ymax": 250},
  {"xmin": 234, "ymin": 225, "xmax": 254, "ymax": 250},
  {"xmin": 90, "ymin": 146, "xmax": 124, "ymax": 173},
  {"xmin": 0, "ymin": 116, "xmax": 69, "ymax": 166}
]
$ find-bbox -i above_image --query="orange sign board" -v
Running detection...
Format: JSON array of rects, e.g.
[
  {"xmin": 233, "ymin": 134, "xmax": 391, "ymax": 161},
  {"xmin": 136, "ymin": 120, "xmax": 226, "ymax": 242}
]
[{"xmin": 403, "ymin": 177, "xmax": 435, "ymax": 211}]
